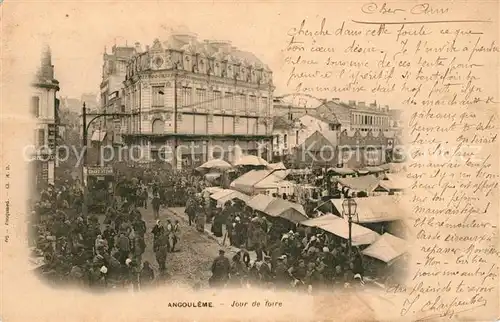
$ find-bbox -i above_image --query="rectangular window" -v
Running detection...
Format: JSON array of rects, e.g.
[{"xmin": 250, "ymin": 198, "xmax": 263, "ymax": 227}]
[
  {"xmin": 152, "ymin": 86, "xmax": 164, "ymax": 107},
  {"xmin": 196, "ymin": 88, "xmax": 207, "ymax": 108},
  {"xmin": 224, "ymin": 92, "xmax": 233, "ymax": 111},
  {"xmin": 31, "ymin": 96, "xmax": 40, "ymax": 118},
  {"xmin": 38, "ymin": 129, "xmax": 45, "ymax": 147},
  {"xmin": 249, "ymin": 95, "xmax": 256, "ymax": 113},
  {"xmin": 213, "ymin": 90, "xmax": 222, "ymax": 110},
  {"xmin": 261, "ymin": 97, "xmax": 268, "ymax": 115},
  {"xmin": 180, "ymin": 87, "xmax": 192, "ymax": 108},
  {"xmin": 237, "ymin": 94, "xmax": 246, "ymax": 112}
]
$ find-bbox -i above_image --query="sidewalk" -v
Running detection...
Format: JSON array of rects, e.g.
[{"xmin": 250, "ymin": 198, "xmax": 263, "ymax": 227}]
[{"xmin": 165, "ymin": 207, "xmax": 256, "ymax": 260}]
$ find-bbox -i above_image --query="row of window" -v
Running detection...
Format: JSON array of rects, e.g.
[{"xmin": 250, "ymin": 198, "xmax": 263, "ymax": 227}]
[
  {"xmin": 150, "ymin": 86, "xmax": 269, "ymax": 112},
  {"xmin": 356, "ymin": 128, "xmax": 391, "ymax": 132},
  {"xmin": 274, "ymin": 131, "xmax": 300, "ymax": 149},
  {"xmin": 353, "ymin": 113, "xmax": 388, "ymax": 127}
]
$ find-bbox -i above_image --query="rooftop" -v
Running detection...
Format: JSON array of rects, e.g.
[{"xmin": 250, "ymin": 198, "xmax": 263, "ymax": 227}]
[{"xmin": 149, "ymin": 26, "xmax": 271, "ymax": 71}]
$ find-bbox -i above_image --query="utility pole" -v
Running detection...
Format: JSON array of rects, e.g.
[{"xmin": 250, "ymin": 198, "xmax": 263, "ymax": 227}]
[
  {"xmin": 80, "ymin": 101, "xmax": 136, "ymax": 217},
  {"xmin": 173, "ymin": 67, "xmax": 178, "ymax": 170},
  {"xmin": 81, "ymin": 102, "xmax": 89, "ymax": 217}
]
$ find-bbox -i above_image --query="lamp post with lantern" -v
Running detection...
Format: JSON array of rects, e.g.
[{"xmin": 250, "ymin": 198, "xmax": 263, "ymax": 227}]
[{"xmin": 342, "ymin": 197, "xmax": 358, "ymax": 257}]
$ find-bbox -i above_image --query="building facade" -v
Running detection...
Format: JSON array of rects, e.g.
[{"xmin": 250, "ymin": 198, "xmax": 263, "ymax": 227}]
[
  {"xmin": 121, "ymin": 29, "xmax": 274, "ymax": 168},
  {"xmin": 316, "ymin": 100, "xmax": 392, "ymax": 133},
  {"xmin": 31, "ymin": 46, "xmax": 60, "ymax": 187}
]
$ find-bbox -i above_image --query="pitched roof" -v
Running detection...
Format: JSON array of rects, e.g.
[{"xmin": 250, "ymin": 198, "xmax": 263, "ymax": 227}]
[
  {"xmin": 336, "ymin": 175, "xmax": 381, "ymax": 192},
  {"xmin": 330, "ymin": 195, "xmax": 405, "ymax": 223},
  {"xmin": 310, "ymin": 109, "xmax": 340, "ymax": 124},
  {"xmin": 316, "ymin": 102, "xmax": 352, "ymax": 127},
  {"xmin": 272, "ymin": 115, "xmax": 293, "ymax": 130},
  {"xmin": 362, "ymin": 233, "xmax": 408, "ymax": 263},
  {"xmin": 320, "ymin": 131, "xmax": 338, "ymax": 146}
]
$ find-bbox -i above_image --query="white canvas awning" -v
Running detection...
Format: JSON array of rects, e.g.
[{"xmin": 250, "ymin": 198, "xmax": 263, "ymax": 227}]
[
  {"xmin": 263, "ymin": 198, "xmax": 308, "ymax": 223},
  {"xmin": 210, "ymin": 189, "xmax": 250, "ymax": 206},
  {"xmin": 362, "ymin": 233, "xmax": 408, "ymax": 264},
  {"xmin": 246, "ymin": 194, "xmax": 276, "ymax": 212},
  {"xmin": 330, "ymin": 196, "xmax": 405, "ymax": 223},
  {"xmin": 379, "ymin": 173, "xmax": 412, "ymax": 191},
  {"xmin": 336, "ymin": 175, "xmax": 381, "ymax": 192},
  {"xmin": 301, "ymin": 213, "xmax": 379, "ymax": 246},
  {"xmin": 233, "ymin": 155, "xmax": 269, "ymax": 166},
  {"xmin": 267, "ymin": 162, "xmax": 286, "ymax": 170}
]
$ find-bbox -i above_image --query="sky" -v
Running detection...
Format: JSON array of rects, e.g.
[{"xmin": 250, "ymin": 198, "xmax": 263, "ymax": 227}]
[{"xmin": 2, "ymin": 0, "xmax": 497, "ymax": 111}]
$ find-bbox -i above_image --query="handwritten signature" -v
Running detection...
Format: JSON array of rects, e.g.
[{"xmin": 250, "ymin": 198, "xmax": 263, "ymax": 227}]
[{"xmin": 361, "ymin": 3, "xmax": 449, "ymax": 15}]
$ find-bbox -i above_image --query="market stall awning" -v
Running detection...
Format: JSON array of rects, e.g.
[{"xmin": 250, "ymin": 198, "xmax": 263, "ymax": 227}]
[
  {"xmin": 230, "ymin": 170, "xmax": 272, "ymax": 194},
  {"xmin": 336, "ymin": 175, "xmax": 381, "ymax": 192},
  {"xmin": 267, "ymin": 162, "xmax": 287, "ymax": 170},
  {"xmin": 246, "ymin": 194, "xmax": 276, "ymax": 212},
  {"xmin": 210, "ymin": 189, "xmax": 250, "ymax": 206},
  {"xmin": 198, "ymin": 159, "xmax": 232, "ymax": 170},
  {"xmin": 301, "ymin": 213, "xmax": 339, "ymax": 227},
  {"xmin": 254, "ymin": 171, "xmax": 292, "ymax": 189},
  {"xmin": 360, "ymin": 166, "xmax": 385, "ymax": 173},
  {"xmin": 230, "ymin": 169, "xmax": 290, "ymax": 195},
  {"xmin": 202, "ymin": 186, "xmax": 223, "ymax": 195},
  {"xmin": 205, "ymin": 172, "xmax": 222, "ymax": 180},
  {"xmin": 362, "ymin": 233, "xmax": 408, "ymax": 264},
  {"xmin": 301, "ymin": 213, "xmax": 379, "ymax": 246},
  {"xmin": 328, "ymin": 167, "xmax": 355, "ymax": 175},
  {"xmin": 263, "ymin": 198, "xmax": 308, "ymax": 223},
  {"xmin": 379, "ymin": 162, "xmax": 406, "ymax": 173},
  {"xmin": 330, "ymin": 195, "xmax": 405, "ymax": 223},
  {"xmin": 379, "ymin": 173, "xmax": 412, "ymax": 191},
  {"xmin": 233, "ymin": 155, "xmax": 269, "ymax": 167}
]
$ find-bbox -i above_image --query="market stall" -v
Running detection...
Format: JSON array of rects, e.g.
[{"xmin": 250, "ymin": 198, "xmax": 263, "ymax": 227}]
[
  {"xmin": 378, "ymin": 173, "xmax": 411, "ymax": 194},
  {"xmin": 301, "ymin": 213, "xmax": 380, "ymax": 246},
  {"xmin": 262, "ymin": 198, "xmax": 308, "ymax": 223},
  {"xmin": 329, "ymin": 196, "xmax": 405, "ymax": 224},
  {"xmin": 246, "ymin": 194, "xmax": 276, "ymax": 213},
  {"xmin": 334, "ymin": 175, "xmax": 387, "ymax": 197},
  {"xmin": 362, "ymin": 233, "xmax": 407, "ymax": 264},
  {"xmin": 210, "ymin": 189, "xmax": 250, "ymax": 207}
]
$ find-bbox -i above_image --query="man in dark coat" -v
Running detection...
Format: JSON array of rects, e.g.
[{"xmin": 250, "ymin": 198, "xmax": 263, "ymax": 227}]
[
  {"xmin": 155, "ymin": 232, "xmax": 169, "ymax": 273},
  {"xmin": 152, "ymin": 192, "xmax": 161, "ymax": 220},
  {"xmin": 152, "ymin": 220, "xmax": 165, "ymax": 252},
  {"xmin": 209, "ymin": 249, "xmax": 230, "ymax": 288}
]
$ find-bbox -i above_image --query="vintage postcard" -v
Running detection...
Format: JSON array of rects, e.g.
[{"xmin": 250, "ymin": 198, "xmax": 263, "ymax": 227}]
[{"xmin": 0, "ymin": 0, "xmax": 498, "ymax": 321}]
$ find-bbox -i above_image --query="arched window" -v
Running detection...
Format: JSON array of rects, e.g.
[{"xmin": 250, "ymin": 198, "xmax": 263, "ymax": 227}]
[{"xmin": 152, "ymin": 118, "xmax": 164, "ymax": 134}]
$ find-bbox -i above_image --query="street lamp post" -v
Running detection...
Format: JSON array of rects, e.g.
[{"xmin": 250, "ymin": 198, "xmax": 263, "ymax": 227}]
[
  {"xmin": 80, "ymin": 102, "xmax": 136, "ymax": 217},
  {"xmin": 342, "ymin": 197, "xmax": 358, "ymax": 257}
]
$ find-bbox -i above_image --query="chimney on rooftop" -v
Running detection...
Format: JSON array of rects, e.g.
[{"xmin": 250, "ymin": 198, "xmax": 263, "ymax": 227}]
[
  {"xmin": 369, "ymin": 101, "xmax": 377, "ymax": 108},
  {"xmin": 348, "ymin": 100, "xmax": 356, "ymax": 107},
  {"xmin": 385, "ymin": 105, "xmax": 390, "ymax": 112},
  {"xmin": 358, "ymin": 101, "xmax": 366, "ymax": 108}
]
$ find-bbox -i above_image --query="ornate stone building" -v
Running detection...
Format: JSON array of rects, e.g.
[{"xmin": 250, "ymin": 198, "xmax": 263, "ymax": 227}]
[
  {"xmin": 121, "ymin": 28, "xmax": 274, "ymax": 168},
  {"xmin": 31, "ymin": 46, "xmax": 60, "ymax": 186}
]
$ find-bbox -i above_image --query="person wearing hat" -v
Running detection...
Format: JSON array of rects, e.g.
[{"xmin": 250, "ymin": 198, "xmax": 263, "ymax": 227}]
[
  {"xmin": 209, "ymin": 249, "xmax": 230, "ymax": 288},
  {"xmin": 259, "ymin": 255, "xmax": 272, "ymax": 285},
  {"xmin": 155, "ymin": 231, "xmax": 169, "ymax": 274},
  {"xmin": 152, "ymin": 191, "xmax": 161, "ymax": 220},
  {"xmin": 274, "ymin": 255, "xmax": 290, "ymax": 288},
  {"xmin": 151, "ymin": 220, "xmax": 165, "ymax": 252}
]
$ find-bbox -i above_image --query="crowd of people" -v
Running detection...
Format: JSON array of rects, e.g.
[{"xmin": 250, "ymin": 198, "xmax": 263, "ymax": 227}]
[
  {"xmin": 183, "ymin": 196, "xmax": 369, "ymax": 292},
  {"xmin": 31, "ymin": 163, "xmax": 400, "ymax": 293},
  {"xmin": 30, "ymin": 167, "xmax": 204, "ymax": 291}
]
